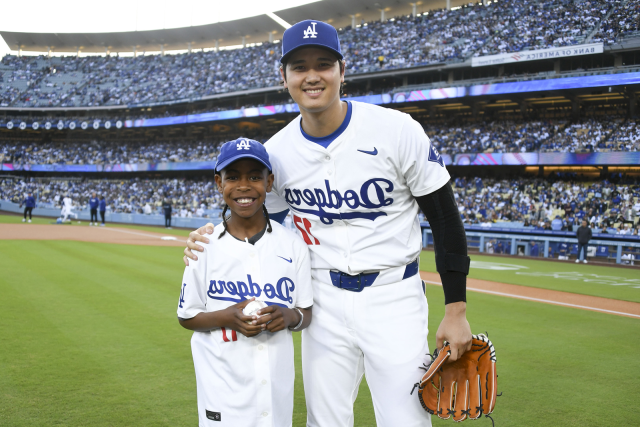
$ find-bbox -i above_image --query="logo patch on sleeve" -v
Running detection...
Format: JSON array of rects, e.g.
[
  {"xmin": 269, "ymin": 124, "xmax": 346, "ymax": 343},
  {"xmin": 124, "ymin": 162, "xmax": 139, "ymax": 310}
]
[
  {"xmin": 206, "ymin": 410, "xmax": 221, "ymax": 421},
  {"xmin": 428, "ymin": 144, "xmax": 444, "ymax": 167}
]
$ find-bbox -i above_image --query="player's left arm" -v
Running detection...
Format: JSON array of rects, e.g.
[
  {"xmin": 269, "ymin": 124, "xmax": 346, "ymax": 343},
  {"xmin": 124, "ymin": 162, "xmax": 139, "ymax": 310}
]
[
  {"xmin": 398, "ymin": 116, "xmax": 472, "ymax": 362},
  {"xmin": 416, "ymin": 184, "xmax": 472, "ymax": 362}
]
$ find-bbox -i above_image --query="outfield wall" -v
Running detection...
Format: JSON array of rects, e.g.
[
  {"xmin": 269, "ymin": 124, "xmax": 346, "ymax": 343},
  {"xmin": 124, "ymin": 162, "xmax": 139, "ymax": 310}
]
[
  {"xmin": 422, "ymin": 227, "xmax": 640, "ymax": 264},
  {"xmin": 0, "ymin": 200, "xmax": 223, "ymax": 228}
]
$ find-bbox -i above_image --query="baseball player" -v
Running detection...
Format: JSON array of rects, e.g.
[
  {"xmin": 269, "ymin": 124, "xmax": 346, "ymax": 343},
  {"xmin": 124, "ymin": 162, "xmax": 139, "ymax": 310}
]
[
  {"xmin": 20, "ymin": 191, "xmax": 36, "ymax": 222},
  {"xmin": 89, "ymin": 192, "xmax": 99, "ymax": 226},
  {"xmin": 60, "ymin": 194, "xmax": 78, "ymax": 223},
  {"xmin": 178, "ymin": 138, "xmax": 313, "ymax": 427},
  {"xmin": 184, "ymin": 20, "xmax": 472, "ymax": 427},
  {"xmin": 99, "ymin": 196, "xmax": 107, "ymax": 226}
]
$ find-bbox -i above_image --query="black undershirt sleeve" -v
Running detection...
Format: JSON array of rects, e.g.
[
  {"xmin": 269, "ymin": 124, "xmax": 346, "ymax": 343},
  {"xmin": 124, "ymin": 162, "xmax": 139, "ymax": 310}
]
[{"xmin": 415, "ymin": 182, "xmax": 470, "ymax": 305}]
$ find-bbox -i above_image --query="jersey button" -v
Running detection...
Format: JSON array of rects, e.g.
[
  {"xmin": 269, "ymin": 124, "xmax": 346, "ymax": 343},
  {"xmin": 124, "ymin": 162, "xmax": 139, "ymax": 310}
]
[
  {"xmin": 258, "ymin": 345, "xmax": 264, "ymax": 350},
  {"xmin": 262, "ymin": 412, "xmax": 268, "ymax": 417},
  {"xmin": 327, "ymin": 169, "xmax": 333, "ymax": 175},
  {"xmin": 325, "ymin": 155, "xmax": 330, "ymax": 161},
  {"xmin": 262, "ymin": 379, "xmax": 267, "ymax": 385}
]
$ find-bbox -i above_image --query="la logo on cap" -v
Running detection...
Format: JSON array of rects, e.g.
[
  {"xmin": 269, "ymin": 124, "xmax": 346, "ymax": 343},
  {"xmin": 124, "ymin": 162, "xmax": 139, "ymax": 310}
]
[
  {"xmin": 303, "ymin": 22, "xmax": 318, "ymax": 39},
  {"xmin": 237, "ymin": 139, "xmax": 251, "ymax": 150}
]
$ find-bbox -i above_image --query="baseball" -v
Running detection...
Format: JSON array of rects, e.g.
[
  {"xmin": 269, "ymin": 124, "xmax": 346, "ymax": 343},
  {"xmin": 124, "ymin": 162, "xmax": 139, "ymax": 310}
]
[{"xmin": 242, "ymin": 299, "xmax": 268, "ymax": 323}]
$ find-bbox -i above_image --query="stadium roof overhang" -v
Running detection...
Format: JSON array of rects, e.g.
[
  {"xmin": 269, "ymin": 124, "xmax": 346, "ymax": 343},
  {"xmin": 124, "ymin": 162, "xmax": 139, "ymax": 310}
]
[{"xmin": 0, "ymin": 0, "xmax": 454, "ymax": 54}]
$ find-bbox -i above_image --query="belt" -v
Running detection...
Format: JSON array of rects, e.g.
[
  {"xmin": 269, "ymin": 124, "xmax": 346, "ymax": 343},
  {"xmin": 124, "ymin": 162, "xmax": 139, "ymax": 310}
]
[{"xmin": 329, "ymin": 259, "xmax": 420, "ymax": 292}]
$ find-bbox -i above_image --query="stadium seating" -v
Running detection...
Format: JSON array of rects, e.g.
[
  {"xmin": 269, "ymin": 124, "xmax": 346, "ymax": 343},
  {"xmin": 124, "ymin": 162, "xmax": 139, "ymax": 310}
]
[
  {"xmin": 1, "ymin": 0, "xmax": 637, "ymax": 108},
  {"xmin": 2, "ymin": 176, "xmax": 638, "ymax": 233},
  {"xmin": 452, "ymin": 175, "xmax": 640, "ymax": 233},
  {"xmin": 0, "ymin": 177, "xmax": 224, "ymax": 218},
  {"xmin": 428, "ymin": 115, "xmax": 637, "ymax": 154}
]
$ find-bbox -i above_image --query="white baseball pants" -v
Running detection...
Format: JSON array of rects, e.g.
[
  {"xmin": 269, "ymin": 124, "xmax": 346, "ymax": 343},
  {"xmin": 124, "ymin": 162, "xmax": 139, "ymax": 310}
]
[{"xmin": 302, "ymin": 274, "xmax": 431, "ymax": 427}]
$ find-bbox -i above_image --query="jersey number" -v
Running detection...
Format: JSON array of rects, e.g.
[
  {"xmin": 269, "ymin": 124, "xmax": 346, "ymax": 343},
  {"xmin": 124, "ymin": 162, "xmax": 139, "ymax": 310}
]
[
  {"xmin": 221, "ymin": 327, "xmax": 238, "ymax": 342},
  {"xmin": 293, "ymin": 215, "xmax": 320, "ymax": 245},
  {"xmin": 179, "ymin": 283, "xmax": 186, "ymax": 308}
]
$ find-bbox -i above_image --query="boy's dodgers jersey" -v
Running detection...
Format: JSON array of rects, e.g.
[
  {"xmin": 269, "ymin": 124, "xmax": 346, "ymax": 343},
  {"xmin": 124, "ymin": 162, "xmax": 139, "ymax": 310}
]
[
  {"xmin": 178, "ymin": 222, "xmax": 312, "ymax": 427},
  {"xmin": 265, "ymin": 101, "xmax": 450, "ymax": 275}
]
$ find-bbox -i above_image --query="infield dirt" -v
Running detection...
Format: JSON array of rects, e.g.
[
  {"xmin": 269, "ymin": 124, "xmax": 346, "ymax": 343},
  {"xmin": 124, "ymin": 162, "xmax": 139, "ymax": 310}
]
[{"xmin": 0, "ymin": 223, "xmax": 185, "ymax": 247}]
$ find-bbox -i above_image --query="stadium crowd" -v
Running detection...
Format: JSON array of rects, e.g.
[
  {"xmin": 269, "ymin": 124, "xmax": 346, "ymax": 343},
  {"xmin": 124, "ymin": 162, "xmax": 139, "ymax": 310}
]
[
  {"xmin": 2, "ymin": 175, "xmax": 639, "ymax": 236},
  {"xmin": 593, "ymin": 0, "xmax": 640, "ymax": 44},
  {"xmin": 1, "ymin": 0, "xmax": 636, "ymax": 108},
  {"xmin": 426, "ymin": 115, "xmax": 637, "ymax": 154},
  {"xmin": 1, "ymin": 115, "xmax": 637, "ymax": 166},
  {"xmin": 0, "ymin": 177, "xmax": 224, "ymax": 218},
  {"xmin": 452, "ymin": 175, "xmax": 640, "ymax": 235},
  {"xmin": 0, "ymin": 140, "xmax": 225, "ymax": 165}
]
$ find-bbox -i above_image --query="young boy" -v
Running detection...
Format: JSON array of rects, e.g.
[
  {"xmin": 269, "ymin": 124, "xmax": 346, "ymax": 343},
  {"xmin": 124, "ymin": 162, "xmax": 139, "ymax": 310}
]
[{"xmin": 177, "ymin": 137, "xmax": 313, "ymax": 427}]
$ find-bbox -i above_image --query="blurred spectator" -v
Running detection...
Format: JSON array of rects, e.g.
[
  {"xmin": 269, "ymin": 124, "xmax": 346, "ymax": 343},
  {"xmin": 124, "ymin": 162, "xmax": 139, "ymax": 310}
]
[{"xmin": 575, "ymin": 219, "xmax": 592, "ymax": 263}]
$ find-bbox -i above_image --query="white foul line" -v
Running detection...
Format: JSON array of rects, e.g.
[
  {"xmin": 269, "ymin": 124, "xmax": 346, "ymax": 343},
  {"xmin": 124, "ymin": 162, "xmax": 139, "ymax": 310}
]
[
  {"xmin": 100, "ymin": 227, "xmax": 183, "ymax": 241},
  {"xmin": 422, "ymin": 280, "xmax": 640, "ymax": 319}
]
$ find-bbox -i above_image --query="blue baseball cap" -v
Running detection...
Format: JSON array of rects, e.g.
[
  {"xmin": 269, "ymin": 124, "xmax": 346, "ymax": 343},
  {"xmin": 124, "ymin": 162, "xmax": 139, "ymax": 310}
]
[
  {"xmin": 281, "ymin": 20, "xmax": 343, "ymax": 63},
  {"xmin": 215, "ymin": 138, "xmax": 272, "ymax": 173}
]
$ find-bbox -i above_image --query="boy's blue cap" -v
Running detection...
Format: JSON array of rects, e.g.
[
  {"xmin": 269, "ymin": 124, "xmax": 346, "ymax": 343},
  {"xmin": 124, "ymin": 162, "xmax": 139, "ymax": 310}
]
[
  {"xmin": 215, "ymin": 138, "xmax": 271, "ymax": 172},
  {"xmin": 281, "ymin": 20, "xmax": 343, "ymax": 63}
]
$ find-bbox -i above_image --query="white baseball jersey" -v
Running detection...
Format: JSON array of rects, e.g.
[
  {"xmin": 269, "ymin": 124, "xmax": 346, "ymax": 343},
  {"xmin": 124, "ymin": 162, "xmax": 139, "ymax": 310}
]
[
  {"xmin": 177, "ymin": 222, "xmax": 313, "ymax": 427},
  {"xmin": 265, "ymin": 100, "xmax": 450, "ymax": 275}
]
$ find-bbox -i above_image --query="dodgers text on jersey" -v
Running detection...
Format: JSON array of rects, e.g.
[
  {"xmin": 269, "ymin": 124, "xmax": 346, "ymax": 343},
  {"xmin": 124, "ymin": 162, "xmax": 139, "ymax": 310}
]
[
  {"xmin": 284, "ymin": 178, "xmax": 394, "ymax": 224},
  {"xmin": 203, "ymin": 274, "xmax": 295, "ymax": 307}
]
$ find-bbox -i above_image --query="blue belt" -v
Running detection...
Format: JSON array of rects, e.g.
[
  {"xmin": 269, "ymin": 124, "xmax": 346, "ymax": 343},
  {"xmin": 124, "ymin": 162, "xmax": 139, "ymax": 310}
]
[{"xmin": 329, "ymin": 259, "xmax": 420, "ymax": 292}]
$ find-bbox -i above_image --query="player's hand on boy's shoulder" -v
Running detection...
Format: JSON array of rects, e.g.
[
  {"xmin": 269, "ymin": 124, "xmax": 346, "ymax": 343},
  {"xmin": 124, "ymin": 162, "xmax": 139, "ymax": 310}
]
[
  {"xmin": 183, "ymin": 222, "xmax": 216, "ymax": 266},
  {"xmin": 219, "ymin": 299, "xmax": 264, "ymax": 338}
]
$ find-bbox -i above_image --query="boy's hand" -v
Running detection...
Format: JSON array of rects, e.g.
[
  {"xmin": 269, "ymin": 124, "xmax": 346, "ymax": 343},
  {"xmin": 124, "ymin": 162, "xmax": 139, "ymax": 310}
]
[
  {"xmin": 220, "ymin": 299, "xmax": 264, "ymax": 337},
  {"xmin": 253, "ymin": 306, "xmax": 299, "ymax": 332},
  {"xmin": 183, "ymin": 223, "xmax": 215, "ymax": 266}
]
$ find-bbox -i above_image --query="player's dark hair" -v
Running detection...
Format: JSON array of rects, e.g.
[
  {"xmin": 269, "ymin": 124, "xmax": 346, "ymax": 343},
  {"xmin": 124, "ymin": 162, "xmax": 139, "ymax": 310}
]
[
  {"xmin": 218, "ymin": 204, "xmax": 229, "ymax": 239},
  {"xmin": 262, "ymin": 204, "xmax": 273, "ymax": 233}
]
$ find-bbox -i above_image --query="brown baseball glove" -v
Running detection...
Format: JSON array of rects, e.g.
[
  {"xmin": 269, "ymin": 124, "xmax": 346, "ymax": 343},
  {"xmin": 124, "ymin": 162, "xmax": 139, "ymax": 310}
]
[{"xmin": 412, "ymin": 333, "xmax": 497, "ymax": 422}]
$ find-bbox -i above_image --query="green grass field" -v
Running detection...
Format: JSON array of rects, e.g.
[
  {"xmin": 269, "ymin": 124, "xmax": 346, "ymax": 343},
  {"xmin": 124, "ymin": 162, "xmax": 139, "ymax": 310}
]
[
  {"xmin": 420, "ymin": 252, "xmax": 640, "ymax": 303},
  {"xmin": 0, "ymin": 237, "xmax": 639, "ymax": 426},
  {"xmin": 0, "ymin": 213, "xmax": 191, "ymax": 237}
]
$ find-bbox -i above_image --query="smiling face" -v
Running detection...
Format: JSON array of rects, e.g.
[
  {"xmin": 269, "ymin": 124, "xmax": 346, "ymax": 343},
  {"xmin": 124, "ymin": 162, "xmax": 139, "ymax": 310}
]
[
  {"xmin": 281, "ymin": 47, "xmax": 344, "ymax": 114},
  {"xmin": 214, "ymin": 158, "xmax": 274, "ymax": 221}
]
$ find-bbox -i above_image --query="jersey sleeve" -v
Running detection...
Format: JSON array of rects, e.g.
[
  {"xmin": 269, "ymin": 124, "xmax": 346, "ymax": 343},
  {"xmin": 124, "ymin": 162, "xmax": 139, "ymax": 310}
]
[
  {"xmin": 293, "ymin": 240, "xmax": 313, "ymax": 309},
  {"xmin": 266, "ymin": 190, "xmax": 289, "ymax": 214},
  {"xmin": 177, "ymin": 244, "xmax": 209, "ymax": 320},
  {"xmin": 398, "ymin": 116, "xmax": 451, "ymax": 197}
]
